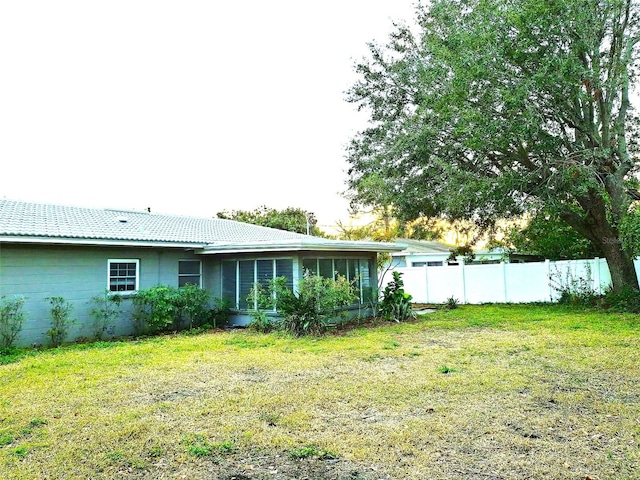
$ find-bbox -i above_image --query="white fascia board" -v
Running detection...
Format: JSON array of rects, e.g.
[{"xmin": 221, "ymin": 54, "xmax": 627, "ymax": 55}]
[
  {"xmin": 391, "ymin": 251, "xmax": 449, "ymax": 257},
  {"xmin": 0, "ymin": 236, "xmax": 401, "ymax": 253},
  {"xmin": 196, "ymin": 240, "xmax": 402, "ymax": 255},
  {"xmin": 0, "ymin": 236, "xmax": 202, "ymax": 249}
]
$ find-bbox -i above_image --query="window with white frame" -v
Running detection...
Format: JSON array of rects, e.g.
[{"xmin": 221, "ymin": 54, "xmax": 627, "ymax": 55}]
[
  {"xmin": 178, "ymin": 260, "xmax": 202, "ymax": 287},
  {"xmin": 222, "ymin": 258, "xmax": 294, "ymax": 310},
  {"xmin": 108, "ymin": 259, "xmax": 139, "ymax": 292}
]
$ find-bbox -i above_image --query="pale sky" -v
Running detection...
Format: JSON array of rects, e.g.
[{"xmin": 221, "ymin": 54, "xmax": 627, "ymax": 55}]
[{"xmin": 0, "ymin": 1, "xmax": 416, "ymax": 230}]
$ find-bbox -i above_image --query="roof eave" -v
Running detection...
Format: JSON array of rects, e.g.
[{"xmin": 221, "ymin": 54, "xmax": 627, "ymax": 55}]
[
  {"xmin": 0, "ymin": 235, "xmax": 203, "ymax": 249},
  {"xmin": 196, "ymin": 240, "xmax": 402, "ymax": 255},
  {"xmin": 0, "ymin": 235, "xmax": 402, "ymax": 254}
]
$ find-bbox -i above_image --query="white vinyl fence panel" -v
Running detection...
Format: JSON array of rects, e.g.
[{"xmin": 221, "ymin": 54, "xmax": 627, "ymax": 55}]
[{"xmin": 381, "ymin": 257, "xmax": 626, "ymax": 304}]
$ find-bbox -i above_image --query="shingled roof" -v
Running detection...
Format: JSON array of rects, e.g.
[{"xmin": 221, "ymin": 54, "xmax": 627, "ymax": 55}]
[{"xmin": 0, "ymin": 199, "xmax": 399, "ymax": 253}]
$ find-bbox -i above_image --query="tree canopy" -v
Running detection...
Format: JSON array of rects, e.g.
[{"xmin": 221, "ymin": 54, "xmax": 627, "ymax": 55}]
[
  {"xmin": 499, "ymin": 210, "xmax": 603, "ymax": 260},
  {"xmin": 335, "ymin": 207, "xmax": 444, "ymax": 242},
  {"xmin": 346, "ymin": 0, "xmax": 640, "ymax": 290},
  {"xmin": 216, "ymin": 206, "xmax": 324, "ymax": 236}
]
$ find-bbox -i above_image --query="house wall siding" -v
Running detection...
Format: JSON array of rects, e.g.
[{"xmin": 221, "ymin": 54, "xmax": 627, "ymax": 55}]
[
  {"xmin": 0, "ymin": 243, "xmax": 381, "ymax": 345},
  {"xmin": 0, "ymin": 244, "xmax": 218, "ymax": 346}
]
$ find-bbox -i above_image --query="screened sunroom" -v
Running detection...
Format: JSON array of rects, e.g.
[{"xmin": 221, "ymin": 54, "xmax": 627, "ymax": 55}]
[{"xmin": 196, "ymin": 238, "xmax": 396, "ymax": 325}]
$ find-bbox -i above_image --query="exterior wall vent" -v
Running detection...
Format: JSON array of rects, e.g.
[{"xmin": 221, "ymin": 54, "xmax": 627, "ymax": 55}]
[{"xmin": 117, "ymin": 216, "xmax": 128, "ymax": 223}]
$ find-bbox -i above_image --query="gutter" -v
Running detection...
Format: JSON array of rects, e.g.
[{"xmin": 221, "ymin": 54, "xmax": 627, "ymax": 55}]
[
  {"xmin": 196, "ymin": 239, "xmax": 401, "ymax": 255},
  {"xmin": 0, "ymin": 236, "xmax": 401, "ymax": 254},
  {"xmin": 0, "ymin": 236, "xmax": 203, "ymax": 249}
]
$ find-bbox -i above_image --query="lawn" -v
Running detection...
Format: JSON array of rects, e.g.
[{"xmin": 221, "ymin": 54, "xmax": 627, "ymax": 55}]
[{"xmin": 1, "ymin": 305, "xmax": 638, "ymax": 479}]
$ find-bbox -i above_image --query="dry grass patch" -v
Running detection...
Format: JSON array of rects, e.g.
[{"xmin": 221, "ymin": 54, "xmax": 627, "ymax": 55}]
[{"xmin": 1, "ymin": 305, "xmax": 639, "ymax": 479}]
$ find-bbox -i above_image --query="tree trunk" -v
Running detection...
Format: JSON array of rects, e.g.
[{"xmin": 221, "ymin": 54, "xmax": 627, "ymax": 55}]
[
  {"xmin": 560, "ymin": 193, "xmax": 639, "ymax": 293},
  {"xmin": 598, "ymin": 238, "xmax": 639, "ymax": 293}
]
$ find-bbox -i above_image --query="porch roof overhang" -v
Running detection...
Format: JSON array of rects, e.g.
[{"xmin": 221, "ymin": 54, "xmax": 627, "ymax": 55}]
[
  {"xmin": 195, "ymin": 238, "xmax": 401, "ymax": 255},
  {"xmin": 0, "ymin": 235, "xmax": 402, "ymax": 255}
]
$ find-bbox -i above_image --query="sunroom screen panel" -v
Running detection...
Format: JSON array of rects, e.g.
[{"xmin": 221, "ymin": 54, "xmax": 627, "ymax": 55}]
[
  {"xmin": 256, "ymin": 260, "xmax": 274, "ymax": 289},
  {"xmin": 238, "ymin": 260, "xmax": 255, "ymax": 310},
  {"xmin": 334, "ymin": 259, "xmax": 347, "ymax": 280},
  {"xmin": 302, "ymin": 258, "xmax": 317, "ymax": 276},
  {"xmin": 222, "ymin": 261, "xmax": 237, "ymax": 308},
  {"xmin": 276, "ymin": 259, "xmax": 294, "ymax": 289},
  {"xmin": 319, "ymin": 259, "xmax": 333, "ymax": 279}
]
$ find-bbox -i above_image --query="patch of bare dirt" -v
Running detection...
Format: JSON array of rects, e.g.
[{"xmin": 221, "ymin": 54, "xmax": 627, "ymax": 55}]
[{"xmin": 131, "ymin": 451, "xmax": 391, "ymax": 480}]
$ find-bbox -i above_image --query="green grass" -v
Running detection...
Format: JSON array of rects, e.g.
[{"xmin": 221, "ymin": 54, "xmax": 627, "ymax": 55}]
[{"xmin": 1, "ymin": 304, "xmax": 639, "ymax": 479}]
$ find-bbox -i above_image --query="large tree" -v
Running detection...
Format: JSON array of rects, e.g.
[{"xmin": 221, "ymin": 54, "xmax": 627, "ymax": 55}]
[
  {"xmin": 346, "ymin": 0, "xmax": 640, "ymax": 291},
  {"xmin": 217, "ymin": 206, "xmax": 324, "ymax": 236},
  {"xmin": 500, "ymin": 209, "xmax": 603, "ymax": 260}
]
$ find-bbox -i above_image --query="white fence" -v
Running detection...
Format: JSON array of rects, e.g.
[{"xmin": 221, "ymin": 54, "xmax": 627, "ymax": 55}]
[{"xmin": 380, "ymin": 257, "xmax": 636, "ymax": 304}]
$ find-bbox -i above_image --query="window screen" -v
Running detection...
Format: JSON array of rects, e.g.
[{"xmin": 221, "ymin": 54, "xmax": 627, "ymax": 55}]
[
  {"xmin": 108, "ymin": 260, "xmax": 139, "ymax": 292},
  {"xmin": 178, "ymin": 260, "xmax": 201, "ymax": 287}
]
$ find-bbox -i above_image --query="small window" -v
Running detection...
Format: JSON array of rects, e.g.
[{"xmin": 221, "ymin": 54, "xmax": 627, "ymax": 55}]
[
  {"xmin": 412, "ymin": 262, "xmax": 427, "ymax": 267},
  {"xmin": 179, "ymin": 260, "xmax": 202, "ymax": 287},
  {"xmin": 427, "ymin": 261, "xmax": 443, "ymax": 267},
  {"xmin": 108, "ymin": 259, "xmax": 139, "ymax": 292}
]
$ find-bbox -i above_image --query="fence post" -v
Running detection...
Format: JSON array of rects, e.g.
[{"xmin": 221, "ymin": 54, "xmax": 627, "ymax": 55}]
[
  {"xmin": 501, "ymin": 262, "xmax": 508, "ymax": 302},
  {"xmin": 458, "ymin": 256, "xmax": 467, "ymax": 304},
  {"xmin": 546, "ymin": 259, "xmax": 552, "ymax": 302},
  {"xmin": 594, "ymin": 257, "xmax": 601, "ymax": 294},
  {"xmin": 424, "ymin": 265, "xmax": 429, "ymax": 304}
]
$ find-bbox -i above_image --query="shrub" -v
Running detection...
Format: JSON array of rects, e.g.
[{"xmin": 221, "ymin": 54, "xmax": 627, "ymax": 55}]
[
  {"xmin": 599, "ymin": 285, "xmax": 640, "ymax": 313},
  {"xmin": 46, "ymin": 297, "xmax": 74, "ymax": 347},
  {"xmin": 445, "ymin": 296, "xmax": 459, "ymax": 310},
  {"xmin": 380, "ymin": 271, "xmax": 416, "ymax": 322},
  {"xmin": 550, "ymin": 264, "xmax": 600, "ymax": 307},
  {"xmin": 365, "ymin": 286, "xmax": 381, "ymax": 318},
  {"xmin": 132, "ymin": 285, "xmax": 211, "ymax": 334},
  {"xmin": 174, "ymin": 284, "xmax": 210, "ymax": 330},
  {"xmin": 270, "ymin": 273, "xmax": 357, "ymax": 336},
  {"xmin": 248, "ymin": 309, "xmax": 276, "ymax": 333},
  {"xmin": 0, "ymin": 296, "xmax": 26, "ymax": 348},
  {"xmin": 132, "ymin": 286, "xmax": 177, "ymax": 335},
  {"xmin": 208, "ymin": 298, "xmax": 232, "ymax": 328},
  {"xmin": 89, "ymin": 290, "xmax": 122, "ymax": 340}
]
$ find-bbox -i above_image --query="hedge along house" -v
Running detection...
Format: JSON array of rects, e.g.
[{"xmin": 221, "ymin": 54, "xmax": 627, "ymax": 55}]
[{"xmin": 0, "ymin": 199, "xmax": 399, "ymax": 346}]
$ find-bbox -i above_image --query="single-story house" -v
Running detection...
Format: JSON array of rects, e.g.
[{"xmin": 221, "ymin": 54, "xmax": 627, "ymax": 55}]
[
  {"xmin": 391, "ymin": 239, "xmax": 542, "ymax": 268},
  {"xmin": 0, "ymin": 199, "xmax": 399, "ymax": 346},
  {"xmin": 390, "ymin": 238, "xmax": 455, "ymax": 268}
]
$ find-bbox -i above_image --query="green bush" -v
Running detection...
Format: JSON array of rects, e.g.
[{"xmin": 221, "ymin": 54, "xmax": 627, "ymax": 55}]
[
  {"xmin": 46, "ymin": 297, "xmax": 74, "ymax": 347},
  {"xmin": 132, "ymin": 285, "xmax": 211, "ymax": 334},
  {"xmin": 270, "ymin": 273, "xmax": 357, "ymax": 336},
  {"xmin": 599, "ymin": 285, "xmax": 640, "ymax": 313},
  {"xmin": 0, "ymin": 296, "xmax": 26, "ymax": 348},
  {"xmin": 207, "ymin": 298, "xmax": 232, "ymax": 328},
  {"xmin": 445, "ymin": 296, "xmax": 459, "ymax": 310},
  {"xmin": 174, "ymin": 284, "xmax": 210, "ymax": 330},
  {"xmin": 248, "ymin": 309, "xmax": 276, "ymax": 333},
  {"xmin": 380, "ymin": 271, "xmax": 416, "ymax": 322},
  {"xmin": 89, "ymin": 290, "xmax": 122, "ymax": 340},
  {"xmin": 132, "ymin": 286, "xmax": 177, "ymax": 334}
]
